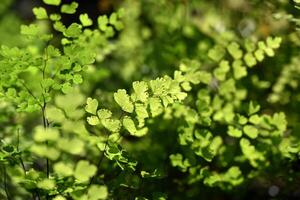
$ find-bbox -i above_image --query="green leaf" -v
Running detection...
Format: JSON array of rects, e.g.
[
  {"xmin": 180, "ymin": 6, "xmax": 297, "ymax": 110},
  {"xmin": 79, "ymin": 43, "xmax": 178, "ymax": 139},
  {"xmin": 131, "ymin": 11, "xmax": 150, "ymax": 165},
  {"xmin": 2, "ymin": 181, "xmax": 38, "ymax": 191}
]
[
  {"xmin": 102, "ymin": 118, "xmax": 121, "ymax": 132},
  {"xmin": 33, "ymin": 127, "xmax": 60, "ymax": 142},
  {"xmin": 58, "ymin": 138, "xmax": 85, "ymax": 155},
  {"xmin": 53, "ymin": 196, "xmax": 66, "ymax": 200},
  {"xmin": 244, "ymin": 53, "xmax": 257, "ymax": 67},
  {"xmin": 228, "ymin": 126, "xmax": 242, "ymax": 138},
  {"xmin": 169, "ymin": 153, "xmax": 190, "ymax": 172},
  {"xmin": 74, "ymin": 160, "xmax": 97, "ymax": 182},
  {"xmin": 240, "ymin": 138, "xmax": 265, "ymax": 167},
  {"xmin": 88, "ymin": 185, "xmax": 108, "ymax": 200},
  {"xmin": 97, "ymin": 142, "xmax": 106, "ymax": 151},
  {"xmin": 227, "ymin": 42, "xmax": 243, "ymax": 59},
  {"xmin": 41, "ymin": 78, "xmax": 55, "ymax": 89},
  {"xmin": 213, "ymin": 60, "xmax": 230, "ymax": 81},
  {"xmin": 181, "ymin": 81, "xmax": 192, "ymax": 91},
  {"xmin": 114, "ymin": 89, "xmax": 134, "ymax": 113},
  {"xmin": 135, "ymin": 127, "xmax": 148, "ymax": 137},
  {"xmin": 64, "ymin": 23, "xmax": 82, "ymax": 38},
  {"xmin": 149, "ymin": 78, "xmax": 166, "ymax": 96},
  {"xmin": 244, "ymin": 39, "xmax": 256, "ymax": 52},
  {"xmin": 79, "ymin": 13, "xmax": 93, "ymax": 27},
  {"xmin": 6, "ymin": 88, "xmax": 16, "ymax": 98},
  {"xmin": 105, "ymin": 141, "xmax": 138, "ymax": 170},
  {"xmin": 149, "ymin": 97, "xmax": 163, "ymax": 117},
  {"xmin": 266, "ymin": 37, "xmax": 282, "ymax": 49},
  {"xmin": 271, "ymin": 112, "xmax": 287, "ymax": 132},
  {"xmin": 210, "ymin": 136, "xmax": 223, "ymax": 154},
  {"xmin": 132, "ymin": 81, "xmax": 149, "ymax": 102},
  {"xmin": 49, "ymin": 14, "xmax": 61, "ymax": 21},
  {"xmin": 109, "ymin": 13, "xmax": 118, "ymax": 25},
  {"xmin": 97, "ymin": 109, "xmax": 112, "ymax": 119},
  {"xmin": 98, "ymin": 16, "xmax": 109, "ymax": 31},
  {"xmin": 21, "ymin": 24, "xmax": 40, "ymax": 36},
  {"xmin": 122, "ymin": 116, "xmax": 148, "ymax": 137},
  {"xmin": 243, "ymin": 125, "xmax": 258, "ymax": 139},
  {"xmin": 53, "ymin": 162, "xmax": 73, "ymax": 177},
  {"xmin": 30, "ymin": 145, "xmax": 60, "ymax": 160},
  {"xmin": 123, "ymin": 116, "xmax": 137, "ymax": 135},
  {"xmin": 249, "ymin": 114, "xmax": 261, "ymax": 125},
  {"xmin": 33, "ymin": 7, "xmax": 48, "ymax": 19},
  {"xmin": 87, "ymin": 116, "xmax": 100, "ymax": 125},
  {"xmin": 254, "ymin": 49, "xmax": 264, "ymax": 61},
  {"xmin": 109, "ymin": 12, "xmax": 124, "ymax": 30},
  {"xmin": 218, "ymin": 78, "xmax": 235, "ymax": 96},
  {"xmin": 43, "ymin": 0, "xmax": 61, "ymax": 6},
  {"xmin": 232, "ymin": 60, "xmax": 247, "ymax": 79},
  {"xmin": 237, "ymin": 115, "xmax": 248, "ymax": 125},
  {"xmin": 258, "ymin": 41, "xmax": 275, "ymax": 57},
  {"xmin": 204, "ymin": 166, "xmax": 244, "ymax": 187},
  {"xmin": 105, "ymin": 26, "xmax": 115, "ymax": 37},
  {"xmin": 37, "ymin": 179, "xmax": 55, "ymax": 190},
  {"xmin": 53, "ymin": 21, "xmax": 66, "ymax": 32},
  {"xmin": 114, "ymin": 21, "xmax": 124, "ymax": 31},
  {"xmin": 61, "ymin": 82, "xmax": 73, "ymax": 94},
  {"xmin": 135, "ymin": 103, "xmax": 149, "ymax": 119},
  {"xmin": 47, "ymin": 45, "xmax": 61, "ymax": 57},
  {"xmin": 208, "ymin": 45, "xmax": 225, "ymax": 62},
  {"xmin": 141, "ymin": 169, "xmax": 163, "ymax": 179},
  {"xmin": 85, "ymin": 98, "xmax": 98, "ymax": 115},
  {"xmin": 73, "ymin": 74, "xmax": 83, "ymax": 84},
  {"xmin": 248, "ymin": 101, "xmax": 260, "ymax": 115},
  {"xmin": 61, "ymin": 2, "xmax": 78, "ymax": 14},
  {"xmin": 196, "ymin": 146, "xmax": 215, "ymax": 162}
]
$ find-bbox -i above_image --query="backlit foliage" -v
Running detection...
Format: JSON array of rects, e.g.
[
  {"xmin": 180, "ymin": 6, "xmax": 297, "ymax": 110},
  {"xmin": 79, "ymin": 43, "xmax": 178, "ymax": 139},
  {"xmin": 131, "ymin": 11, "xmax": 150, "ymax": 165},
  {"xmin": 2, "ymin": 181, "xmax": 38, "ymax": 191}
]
[{"xmin": 1, "ymin": 0, "xmax": 300, "ymax": 199}]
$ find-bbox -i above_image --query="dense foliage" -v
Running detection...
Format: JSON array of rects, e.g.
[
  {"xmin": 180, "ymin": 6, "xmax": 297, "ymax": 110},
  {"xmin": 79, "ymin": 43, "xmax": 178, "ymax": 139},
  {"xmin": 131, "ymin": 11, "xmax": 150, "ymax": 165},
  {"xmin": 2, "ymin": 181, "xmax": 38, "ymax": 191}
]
[{"xmin": 1, "ymin": 0, "xmax": 300, "ymax": 199}]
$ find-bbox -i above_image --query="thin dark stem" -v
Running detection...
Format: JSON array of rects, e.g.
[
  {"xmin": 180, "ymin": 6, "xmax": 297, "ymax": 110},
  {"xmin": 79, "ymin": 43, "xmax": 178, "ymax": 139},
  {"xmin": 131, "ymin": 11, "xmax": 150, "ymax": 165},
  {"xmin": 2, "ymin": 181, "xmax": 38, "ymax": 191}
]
[
  {"xmin": 40, "ymin": 40, "xmax": 50, "ymax": 200},
  {"xmin": 19, "ymin": 81, "xmax": 43, "ymax": 108},
  {"xmin": 96, "ymin": 138, "xmax": 109, "ymax": 168},
  {"xmin": 46, "ymin": 158, "xmax": 49, "ymax": 178},
  {"xmin": 89, "ymin": 132, "xmax": 110, "ymax": 185},
  {"xmin": 42, "ymin": 103, "xmax": 50, "ymax": 179},
  {"xmin": 42, "ymin": 43, "xmax": 49, "ymax": 80},
  {"xmin": 17, "ymin": 128, "xmax": 20, "ymax": 152},
  {"xmin": 19, "ymin": 158, "xmax": 26, "ymax": 175},
  {"xmin": 16, "ymin": 130, "xmax": 37, "ymax": 199},
  {"xmin": 89, "ymin": 112, "xmax": 126, "ymax": 185},
  {"xmin": 41, "ymin": 93, "xmax": 49, "ymax": 200},
  {"xmin": 16, "ymin": 129, "xmax": 26, "ymax": 174}
]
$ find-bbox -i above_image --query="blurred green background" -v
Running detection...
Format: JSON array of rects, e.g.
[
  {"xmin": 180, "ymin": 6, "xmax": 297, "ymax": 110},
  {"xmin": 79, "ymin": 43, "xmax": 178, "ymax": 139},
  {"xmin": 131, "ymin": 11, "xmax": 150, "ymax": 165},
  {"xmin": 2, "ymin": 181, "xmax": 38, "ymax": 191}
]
[{"xmin": 1, "ymin": 0, "xmax": 300, "ymax": 199}]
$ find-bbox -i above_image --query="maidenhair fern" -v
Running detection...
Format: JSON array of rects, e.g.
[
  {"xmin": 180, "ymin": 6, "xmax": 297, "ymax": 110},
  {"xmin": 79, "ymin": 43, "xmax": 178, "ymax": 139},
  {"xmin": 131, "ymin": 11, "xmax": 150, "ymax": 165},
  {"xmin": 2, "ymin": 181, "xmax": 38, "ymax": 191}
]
[{"xmin": 1, "ymin": 0, "xmax": 300, "ymax": 199}]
